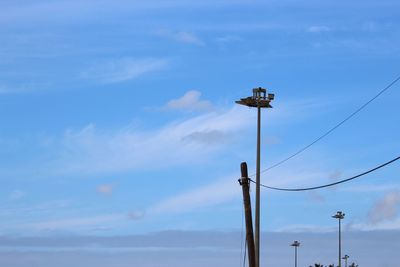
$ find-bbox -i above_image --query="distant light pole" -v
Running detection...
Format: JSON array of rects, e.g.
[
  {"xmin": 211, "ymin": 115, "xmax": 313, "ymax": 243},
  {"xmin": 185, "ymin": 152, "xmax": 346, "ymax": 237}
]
[
  {"xmin": 236, "ymin": 87, "xmax": 274, "ymax": 267},
  {"xmin": 290, "ymin": 240, "xmax": 300, "ymax": 267},
  {"xmin": 342, "ymin": 254, "xmax": 350, "ymax": 267},
  {"xmin": 332, "ymin": 211, "xmax": 345, "ymax": 267}
]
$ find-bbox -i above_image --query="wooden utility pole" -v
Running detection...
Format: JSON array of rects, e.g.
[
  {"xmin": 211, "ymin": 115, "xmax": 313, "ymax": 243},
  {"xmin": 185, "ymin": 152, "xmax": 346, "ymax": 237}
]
[{"xmin": 239, "ymin": 162, "xmax": 256, "ymax": 267}]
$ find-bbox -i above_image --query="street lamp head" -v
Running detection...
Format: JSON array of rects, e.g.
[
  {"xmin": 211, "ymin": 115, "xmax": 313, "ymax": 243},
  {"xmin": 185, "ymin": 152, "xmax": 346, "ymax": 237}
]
[
  {"xmin": 291, "ymin": 240, "xmax": 300, "ymax": 247},
  {"xmin": 342, "ymin": 255, "xmax": 349, "ymax": 260},
  {"xmin": 236, "ymin": 87, "xmax": 274, "ymax": 108},
  {"xmin": 332, "ymin": 211, "xmax": 345, "ymax": 219},
  {"xmin": 268, "ymin": 93, "xmax": 275, "ymax": 101}
]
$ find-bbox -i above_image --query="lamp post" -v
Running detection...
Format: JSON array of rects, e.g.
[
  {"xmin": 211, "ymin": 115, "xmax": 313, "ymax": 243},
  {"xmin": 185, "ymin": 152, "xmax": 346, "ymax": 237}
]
[
  {"xmin": 332, "ymin": 211, "xmax": 345, "ymax": 267},
  {"xmin": 236, "ymin": 87, "xmax": 274, "ymax": 267},
  {"xmin": 290, "ymin": 241, "xmax": 300, "ymax": 267},
  {"xmin": 342, "ymin": 254, "xmax": 349, "ymax": 267}
]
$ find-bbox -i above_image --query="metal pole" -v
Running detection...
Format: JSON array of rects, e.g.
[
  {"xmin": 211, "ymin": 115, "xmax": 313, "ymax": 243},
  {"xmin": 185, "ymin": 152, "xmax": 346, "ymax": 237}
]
[
  {"xmin": 239, "ymin": 162, "xmax": 256, "ymax": 267},
  {"xmin": 332, "ymin": 211, "xmax": 345, "ymax": 267},
  {"xmin": 236, "ymin": 87, "xmax": 274, "ymax": 267},
  {"xmin": 255, "ymin": 103, "xmax": 261, "ymax": 267},
  {"xmin": 339, "ymin": 219, "xmax": 342, "ymax": 267}
]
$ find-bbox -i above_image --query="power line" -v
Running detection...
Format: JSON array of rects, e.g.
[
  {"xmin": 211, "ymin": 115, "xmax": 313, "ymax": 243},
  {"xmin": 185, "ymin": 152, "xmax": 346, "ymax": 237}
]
[
  {"xmin": 249, "ymin": 155, "xmax": 400, "ymax": 191},
  {"xmin": 251, "ymin": 75, "xmax": 400, "ymax": 177}
]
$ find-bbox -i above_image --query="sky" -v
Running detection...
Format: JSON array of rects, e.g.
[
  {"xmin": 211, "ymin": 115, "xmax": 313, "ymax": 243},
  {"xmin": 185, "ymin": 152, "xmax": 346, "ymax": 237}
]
[{"xmin": 0, "ymin": 0, "xmax": 400, "ymax": 266}]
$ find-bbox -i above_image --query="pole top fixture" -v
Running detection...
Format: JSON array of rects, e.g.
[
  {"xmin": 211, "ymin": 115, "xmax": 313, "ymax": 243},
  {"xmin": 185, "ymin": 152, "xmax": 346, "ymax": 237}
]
[
  {"xmin": 332, "ymin": 211, "xmax": 345, "ymax": 219},
  {"xmin": 236, "ymin": 87, "xmax": 274, "ymax": 108},
  {"xmin": 290, "ymin": 240, "xmax": 300, "ymax": 247}
]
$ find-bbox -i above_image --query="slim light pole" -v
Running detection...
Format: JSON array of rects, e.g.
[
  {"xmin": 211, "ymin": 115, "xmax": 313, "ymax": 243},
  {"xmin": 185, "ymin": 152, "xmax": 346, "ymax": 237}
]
[
  {"xmin": 236, "ymin": 87, "xmax": 274, "ymax": 267},
  {"xmin": 342, "ymin": 254, "xmax": 349, "ymax": 267},
  {"xmin": 290, "ymin": 241, "xmax": 300, "ymax": 267},
  {"xmin": 332, "ymin": 211, "xmax": 345, "ymax": 267}
]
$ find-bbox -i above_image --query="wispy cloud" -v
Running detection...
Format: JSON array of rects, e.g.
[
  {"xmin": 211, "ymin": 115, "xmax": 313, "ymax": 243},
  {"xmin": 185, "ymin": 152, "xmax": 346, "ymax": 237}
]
[
  {"xmin": 276, "ymin": 224, "xmax": 335, "ymax": 233},
  {"xmin": 97, "ymin": 184, "xmax": 114, "ymax": 196},
  {"xmin": 216, "ymin": 35, "xmax": 242, "ymax": 44},
  {"xmin": 148, "ymin": 177, "xmax": 240, "ymax": 215},
  {"xmin": 164, "ymin": 90, "xmax": 212, "ymax": 112},
  {"xmin": 350, "ymin": 218, "xmax": 400, "ymax": 231},
  {"xmin": 308, "ymin": 26, "xmax": 331, "ymax": 33},
  {"xmin": 307, "ymin": 191, "xmax": 326, "ymax": 203},
  {"xmin": 81, "ymin": 58, "xmax": 168, "ymax": 84},
  {"xmin": 0, "ymin": 83, "xmax": 49, "ymax": 95},
  {"xmin": 182, "ymin": 130, "xmax": 228, "ymax": 144},
  {"xmin": 157, "ymin": 30, "xmax": 205, "ymax": 45},
  {"xmin": 368, "ymin": 191, "xmax": 400, "ymax": 224},
  {"xmin": 340, "ymin": 184, "xmax": 400, "ymax": 193},
  {"xmin": 50, "ymin": 106, "xmax": 254, "ymax": 175},
  {"xmin": 9, "ymin": 190, "xmax": 25, "ymax": 201},
  {"xmin": 128, "ymin": 210, "xmax": 145, "ymax": 221},
  {"xmin": 21, "ymin": 213, "xmax": 125, "ymax": 231},
  {"xmin": 2, "ymin": 97, "xmax": 335, "ymax": 177},
  {"xmin": 0, "ymin": 96, "xmax": 334, "ymax": 179}
]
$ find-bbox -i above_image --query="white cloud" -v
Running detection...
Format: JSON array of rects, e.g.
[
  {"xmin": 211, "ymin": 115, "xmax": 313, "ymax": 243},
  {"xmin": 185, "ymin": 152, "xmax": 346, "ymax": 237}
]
[
  {"xmin": 164, "ymin": 90, "xmax": 212, "ymax": 112},
  {"xmin": 81, "ymin": 58, "xmax": 168, "ymax": 84},
  {"xmin": 51, "ymin": 106, "xmax": 254, "ymax": 175},
  {"xmin": 157, "ymin": 30, "xmax": 204, "ymax": 45},
  {"xmin": 174, "ymin": 31, "xmax": 204, "ymax": 45},
  {"xmin": 9, "ymin": 190, "xmax": 25, "ymax": 200},
  {"xmin": 21, "ymin": 97, "xmax": 332, "ymax": 176},
  {"xmin": 0, "ymin": 83, "xmax": 49, "ymax": 94},
  {"xmin": 307, "ymin": 191, "xmax": 326, "ymax": 203},
  {"xmin": 368, "ymin": 191, "xmax": 400, "ymax": 224},
  {"xmin": 276, "ymin": 224, "xmax": 335, "ymax": 233},
  {"xmin": 216, "ymin": 35, "xmax": 242, "ymax": 44},
  {"xmin": 182, "ymin": 130, "xmax": 228, "ymax": 144},
  {"xmin": 97, "ymin": 184, "xmax": 114, "ymax": 196},
  {"xmin": 350, "ymin": 218, "xmax": 400, "ymax": 231},
  {"xmin": 148, "ymin": 176, "xmax": 240, "ymax": 215},
  {"xmin": 22, "ymin": 213, "xmax": 125, "ymax": 231},
  {"xmin": 128, "ymin": 210, "xmax": 145, "ymax": 220},
  {"xmin": 278, "ymin": 218, "xmax": 400, "ymax": 232},
  {"xmin": 339, "ymin": 184, "xmax": 400, "ymax": 193},
  {"xmin": 308, "ymin": 26, "xmax": 331, "ymax": 33}
]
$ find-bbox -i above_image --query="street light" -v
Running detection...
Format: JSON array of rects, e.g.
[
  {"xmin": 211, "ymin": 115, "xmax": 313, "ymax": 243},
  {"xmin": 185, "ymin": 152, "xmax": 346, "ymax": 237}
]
[
  {"xmin": 342, "ymin": 254, "xmax": 350, "ymax": 267},
  {"xmin": 290, "ymin": 241, "xmax": 300, "ymax": 267},
  {"xmin": 236, "ymin": 87, "xmax": 274, "ymax": 267},
  {"xmin": 332, "ymin": 211, "xmax": 345, "ymax": 267}
]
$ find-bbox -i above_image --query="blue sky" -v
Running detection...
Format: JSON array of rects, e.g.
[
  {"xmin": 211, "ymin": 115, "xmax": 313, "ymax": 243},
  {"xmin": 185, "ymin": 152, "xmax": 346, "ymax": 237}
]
[{"xmin": 1, "ymin": 0, "xmax": 400, "ymax": 266}]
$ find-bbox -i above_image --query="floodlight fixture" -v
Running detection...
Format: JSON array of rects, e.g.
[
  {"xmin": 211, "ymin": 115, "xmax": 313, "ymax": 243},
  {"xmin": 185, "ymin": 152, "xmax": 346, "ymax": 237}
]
[
  {"xmin": 332, "ymin": 211, "xmax": 345, "ymax": 219},
  {"xmin": 291, "ymin": 241, "xmax": 300, "ymax": 247}
]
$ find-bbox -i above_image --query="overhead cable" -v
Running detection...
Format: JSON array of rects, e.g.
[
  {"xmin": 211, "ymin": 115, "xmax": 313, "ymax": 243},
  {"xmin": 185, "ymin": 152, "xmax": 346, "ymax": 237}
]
[{"xmin": 249, "ymin": 155, "xmax": 400, "ymax": 191}]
